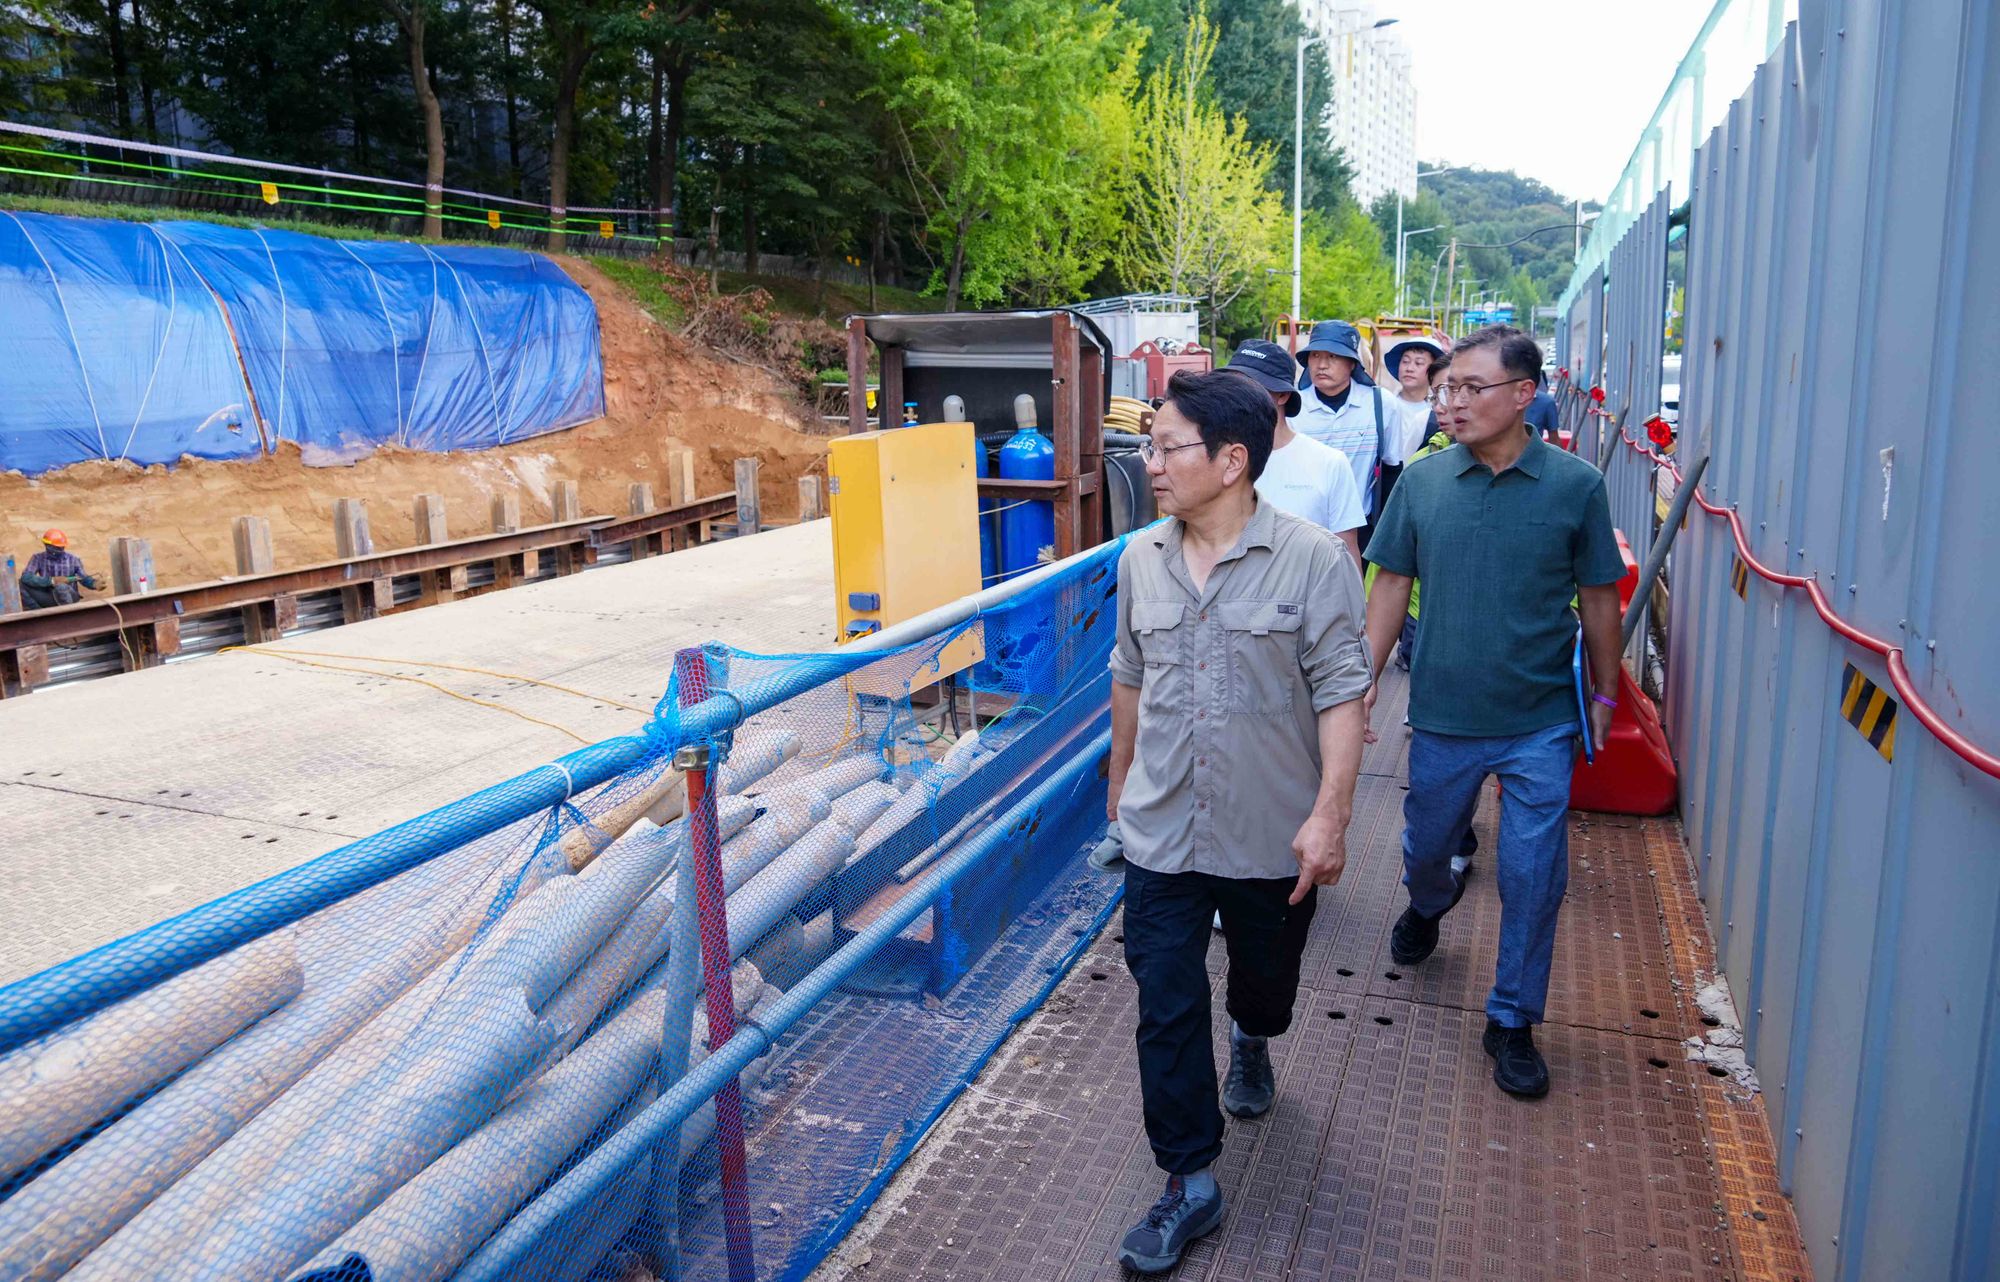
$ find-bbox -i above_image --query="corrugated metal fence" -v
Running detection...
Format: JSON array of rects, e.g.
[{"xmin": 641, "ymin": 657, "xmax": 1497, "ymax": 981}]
[{"xmin": 1567, "ymin": 7, "xmax": 2000, "ymax": 1280}]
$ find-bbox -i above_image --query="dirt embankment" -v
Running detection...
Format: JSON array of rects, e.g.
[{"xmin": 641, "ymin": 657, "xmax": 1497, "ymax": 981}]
[{"xmin": 0, "ymin": 257, "xmax": 829, "ymax": 587}]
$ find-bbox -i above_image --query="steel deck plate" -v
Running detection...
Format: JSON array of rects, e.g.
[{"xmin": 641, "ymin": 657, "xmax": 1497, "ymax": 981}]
[{"xmin": 815, "ymin": 667, "xmax": 1811, "ymax": 1282}]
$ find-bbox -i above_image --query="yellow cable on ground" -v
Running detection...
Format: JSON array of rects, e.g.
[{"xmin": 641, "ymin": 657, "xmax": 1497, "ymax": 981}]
[
  {"xmin": 225, "ymin": 646, "xmax": 652, "ymax": 714},
  {"xmin": 220, "ymin": 647, "xmax": 599, "ymax": 744}
]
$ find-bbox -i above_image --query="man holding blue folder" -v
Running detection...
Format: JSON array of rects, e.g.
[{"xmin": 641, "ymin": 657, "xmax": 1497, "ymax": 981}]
[{"xmin": 1360, "ymin": 326, "xmax": 1626, "ymax": 1099}]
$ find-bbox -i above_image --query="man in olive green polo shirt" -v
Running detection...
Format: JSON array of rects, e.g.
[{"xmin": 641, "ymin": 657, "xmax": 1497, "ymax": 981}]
[
  {"xmin": 1107, "ymin": 369, "xmax": 1370, "ymax": 1273},
  {"xmin": 1362, "ymin": 325, "xmax": 1626, "ymax": 1100}
]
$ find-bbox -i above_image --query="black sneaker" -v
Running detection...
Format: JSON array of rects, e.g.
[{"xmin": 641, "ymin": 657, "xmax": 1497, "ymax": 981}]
[
  {"xmin": 1222, "ymin": 1034, "xmax": 1274, "ymax": 1118},
  {"xmin": 1117, "ymin": 1175, "xmax": 1226, "ymax": 1274},
  {"xmin": 1483, "ymin": 1019, "xmax": 1551, "ymax": 1098},
  {"xmin": 1388, "ymin": 870, "xmax": 1466, "ymax": 966},
  {"xmin": 1389, "ymin": 905, "xmax": 1440, "ymax": 964}
]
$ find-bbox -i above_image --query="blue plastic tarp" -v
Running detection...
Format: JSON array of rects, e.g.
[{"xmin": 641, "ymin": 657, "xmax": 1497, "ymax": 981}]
[
  {"xmin": 0, "ymin": 210, "xmax": 261, "ymax": 472},
  {"xmin": 0, "ymin": 213, "xmax": 606, "ymax": 475}
]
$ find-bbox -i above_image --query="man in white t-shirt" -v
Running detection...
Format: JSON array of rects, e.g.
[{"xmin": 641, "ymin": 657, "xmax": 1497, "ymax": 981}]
[{"xmin": 1223, "ymin": 341, "xmax": 1364, "ymax": 564}]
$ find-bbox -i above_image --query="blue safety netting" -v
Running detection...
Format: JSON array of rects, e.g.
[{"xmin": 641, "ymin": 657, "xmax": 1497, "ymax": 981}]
[
  {"xmin": 0, "ymin": 211, "xmax": 606, "ymax": 475},
  {"xmin": 0, "ymin": 538, "xmax": 1124, "ymax": 1282}
]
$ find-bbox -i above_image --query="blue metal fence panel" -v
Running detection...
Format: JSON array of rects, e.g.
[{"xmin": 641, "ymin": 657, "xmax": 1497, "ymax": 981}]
[{"xmin": 1612, "ymin": 8, "xmax": 2000, "ymax": 1279}]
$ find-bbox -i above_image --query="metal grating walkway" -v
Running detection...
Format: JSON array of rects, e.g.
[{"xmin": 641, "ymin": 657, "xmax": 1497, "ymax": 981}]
[{"xmin": 812, "ymin": 668, "xmax": 1813, "ymax": 1281}]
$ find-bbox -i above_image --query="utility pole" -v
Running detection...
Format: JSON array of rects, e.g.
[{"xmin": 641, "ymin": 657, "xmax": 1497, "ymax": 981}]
[
  {"xmin": 1392, "ymin": 192, "xmax": 1408, "ymax": 318},
  {"xmin": 1442, "ymin": 237, "xmax": 1457, "ymax": 334}
]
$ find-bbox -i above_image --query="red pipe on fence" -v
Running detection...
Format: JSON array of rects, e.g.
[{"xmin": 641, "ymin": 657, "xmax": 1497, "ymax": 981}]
[{"xmin": 1566, "ymin": 383, "xmax": 2000, "ymax": 781}]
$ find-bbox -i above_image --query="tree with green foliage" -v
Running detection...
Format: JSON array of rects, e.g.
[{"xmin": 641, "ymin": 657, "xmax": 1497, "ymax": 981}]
[
  {"xmin": 1000, "ymin": 55, "xmax": 1144, "ymax": 308},
  {"xmin": 684, "ymin": 0, "xmax": 877, "ymax": 280},
  {"xmin": 1121, "ymin": 0, "xmax": 1352, "ymax": 219},
  {"xmin": 2, "ymin": 3, "xmax": 66, "ymax": 124},
  {"xmin": 1254, "ymin": 203, "xmax": 1390, "ymax": 331},
  {"xmin": 889, "ymin": 0, "xmax": 1129, "ymax": 309},
  {"xmin": 1372, "ymin": 166, "xmax": 1595, "ymax": 319},
  {"xmin": 1118, "ymin": 7, "xmax": 1278, "ymax": 345}
]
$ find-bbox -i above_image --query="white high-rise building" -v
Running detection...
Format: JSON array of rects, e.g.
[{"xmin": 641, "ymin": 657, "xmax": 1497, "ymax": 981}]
[{"xmin": 1297, "ymin": 2, "xmax": 1417, "ymax": 208}]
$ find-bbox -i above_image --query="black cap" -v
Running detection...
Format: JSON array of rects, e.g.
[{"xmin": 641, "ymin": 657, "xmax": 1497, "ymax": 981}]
[{"xmin": 1225, "ymin": 340, "xmax": 1302, "ymax": 417}]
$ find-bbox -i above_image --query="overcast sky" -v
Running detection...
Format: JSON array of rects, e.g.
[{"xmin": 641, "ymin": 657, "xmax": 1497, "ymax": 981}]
[{"xmin": 1384, "ymin": 0, "xmax": 1724, "ymax": 204}]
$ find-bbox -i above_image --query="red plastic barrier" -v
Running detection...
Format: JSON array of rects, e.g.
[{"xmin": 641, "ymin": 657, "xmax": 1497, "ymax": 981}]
[
  {"xmin": 1611, "ymin": 530, "xmax": 1639, "ymax": 614},
  {"xmin": 1571, "ymin": 665, "xmax": 1678, "ymax": 815}
]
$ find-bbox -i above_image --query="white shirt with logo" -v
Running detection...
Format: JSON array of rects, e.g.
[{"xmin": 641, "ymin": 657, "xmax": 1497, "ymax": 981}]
[{"xmin": 1256, "ymin": 432, "xmax": 1365, "ymax": 534}]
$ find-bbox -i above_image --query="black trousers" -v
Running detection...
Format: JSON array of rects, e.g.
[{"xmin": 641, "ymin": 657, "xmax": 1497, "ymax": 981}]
[{"xmin": 1122, "ymin": 862, "xmax": 1318, "ymax": 1174}]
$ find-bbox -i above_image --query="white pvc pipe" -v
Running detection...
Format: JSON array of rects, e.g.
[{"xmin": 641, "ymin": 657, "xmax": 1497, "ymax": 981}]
[
  {"xmin": 831, "ymin": 779, "xmax": 903, "ymax": 835},
  {"xmin": 714, "ymin": 728, "xmax": 801, "ymax": 795},
  {"xmin": 0, "ymin": 928, "xmax": 302, "ymax": 1181},
  {"xmin": 286, "ymin": 965, "xmax": 765, "ymax": 1282},
  {"xmin": 751, "ymin": 753, "xmax": 883, "ymax": 814},
  {"xmin": 66, "ymin": 858, "xmax": 581, "ymax": 1281},
  {"xmin": 854, "ymin": 729, "xmax": 993, "ymax": 856},
  {"xmin": 0, "ymin": 840, "xmax": 562, "ymax": 1282}
]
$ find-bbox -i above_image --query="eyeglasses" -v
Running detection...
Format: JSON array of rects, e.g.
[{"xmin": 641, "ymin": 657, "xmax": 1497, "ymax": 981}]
[
  {"xmin": 1430, "ymin": 377, "xmax": 1530, "ymax": 406},
  {"xmin": 1137, "ymin": 436, "xmax": 1209, "ymax": 464}
]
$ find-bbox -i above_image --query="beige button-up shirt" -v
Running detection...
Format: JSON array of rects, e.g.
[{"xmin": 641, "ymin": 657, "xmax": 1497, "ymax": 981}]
[{"xmin": 1109, "ymin": 500, "xmax": 1371, "ymax": 880}]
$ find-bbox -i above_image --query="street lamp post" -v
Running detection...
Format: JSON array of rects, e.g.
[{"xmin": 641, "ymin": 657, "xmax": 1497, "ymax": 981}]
[
  {"xmin": 1291, "ymin": 33, "xmax": 1318, "ymax": 330},
  {"xmin": 1394, "ymin": 164, "xmax": 1454, "ymax": 316},
  {"xmin": 1293, "ymin": 16, "xmax": 1397, "ymax": 329},
  {"xmin": 1395, "ymin": 224, "xmax": 1439, "ymax": 315}
]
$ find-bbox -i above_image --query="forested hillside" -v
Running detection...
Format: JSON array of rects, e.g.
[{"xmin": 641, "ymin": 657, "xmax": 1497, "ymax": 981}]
[
  {"xmin": 8, "ymin": 0, "xmax": 1395, "ymax": 331},
  {"xmin": 1371, "ymin": 164, "xmax": 1596, "ymax": 324}
]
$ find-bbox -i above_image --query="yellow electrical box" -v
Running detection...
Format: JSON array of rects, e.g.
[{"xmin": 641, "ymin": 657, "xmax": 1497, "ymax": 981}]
[{"xmin": 827, "ymin": 421, "xmax": 985, "ymax": 691}]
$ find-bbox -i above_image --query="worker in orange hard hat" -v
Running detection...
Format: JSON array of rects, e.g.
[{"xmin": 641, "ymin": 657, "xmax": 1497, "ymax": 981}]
[{"xmin": 18, "ymin": 529, "xmax": 103, "ymax": 610}]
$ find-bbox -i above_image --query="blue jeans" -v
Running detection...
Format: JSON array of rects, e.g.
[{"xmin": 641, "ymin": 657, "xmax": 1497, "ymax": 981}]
[{"xmin": 1403, "ymin": 723, "xmax": 1573, "ymax": 1028}]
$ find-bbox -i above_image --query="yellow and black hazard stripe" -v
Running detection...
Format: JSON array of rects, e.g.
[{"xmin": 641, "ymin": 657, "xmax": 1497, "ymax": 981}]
[
  {"xmin": 1840, "ymin": 662, "xmax": 1897, "ymax": 762},
  {"xmin": 1731, "ymin": 556, "xmax": 1748, "ymax": 599}
]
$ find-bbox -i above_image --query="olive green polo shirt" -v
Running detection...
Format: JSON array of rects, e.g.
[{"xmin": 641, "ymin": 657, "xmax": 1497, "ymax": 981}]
[
  {"xmin": 1365, "ymin": 435, "xmax": 1625, "ymax": 738},
  {"xmin": 1109, "ymin": 500, "xmax": 1371, "ymax": 880}
]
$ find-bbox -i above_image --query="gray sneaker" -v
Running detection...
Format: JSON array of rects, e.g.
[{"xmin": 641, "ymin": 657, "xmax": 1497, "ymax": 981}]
[{"xmin": 1117, "ymin": 1175, "xmax": 1225, "ymax": 1274}]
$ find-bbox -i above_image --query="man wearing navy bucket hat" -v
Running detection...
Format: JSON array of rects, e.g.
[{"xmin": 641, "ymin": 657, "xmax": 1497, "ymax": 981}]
[
  {"xmin": 1223, "ymin": 340, "xmax": 1365, "ymax": 564},
  {"xmin": 1291, "ymin": 321, "xmax": 1392, "ymax": 549}
]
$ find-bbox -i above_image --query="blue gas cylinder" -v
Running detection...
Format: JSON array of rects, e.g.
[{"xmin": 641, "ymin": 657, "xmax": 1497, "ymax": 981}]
[
  {"xmin": 972, "ymin": 432, "xmax": 999, "ymax": 587},
  {"xmin": 998, "ymin": 395, "xmax": 1056, "ymax": 580}
]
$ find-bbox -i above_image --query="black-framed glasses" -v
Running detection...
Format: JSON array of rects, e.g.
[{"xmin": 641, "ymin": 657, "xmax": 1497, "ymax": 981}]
[
  {"xmin": 1137, "ymin": 436, "xmax": 1209, "ymax": 464},
  {"xmin": 1430, "ymin": 377, "xmax": 1531, "ymax": 407}
]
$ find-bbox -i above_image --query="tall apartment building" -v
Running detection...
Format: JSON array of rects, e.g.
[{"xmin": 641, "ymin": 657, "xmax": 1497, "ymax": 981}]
[{"xmin": 1297, "ymin": 1, "xmax": 1418, "ymax": 207}]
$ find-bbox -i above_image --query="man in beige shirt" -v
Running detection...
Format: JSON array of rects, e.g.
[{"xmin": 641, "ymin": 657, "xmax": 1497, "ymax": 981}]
[{"xmin": 1106, "ymin": 369, "xmax": 1371, "ymax": 1273}]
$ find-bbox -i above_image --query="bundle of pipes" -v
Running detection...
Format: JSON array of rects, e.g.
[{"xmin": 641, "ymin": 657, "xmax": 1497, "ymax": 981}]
[
  {"xmin": 850, "ymin": 728, "xmax": 997, "ymax": 871},
  {"xmin": 0, "ymin": 826, "xmax": 575, "ymax": 1282},
  {"xmin": 8, "ymin": 742, "xmax": 897, "ymax": 1281},
  {"xmin": 0, "ymin": 760, "xmax": 756, "ymax": 1282},
  {"xmin": 285, "ymin": 975, "xmax": 775, "ymax": 1282},
  {"xmin": 0, "ymin": 928, "xmax": 303, "ymax": 1185},
  {"xmin": 267, "ymin": 749, "xmax": 893, "ymax": 1282}
]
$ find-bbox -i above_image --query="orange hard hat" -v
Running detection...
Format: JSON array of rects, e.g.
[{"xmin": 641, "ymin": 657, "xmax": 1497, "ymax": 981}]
[{"xmin": 41, "ymin": 529, "xmax": 67, "ymax": 549}]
